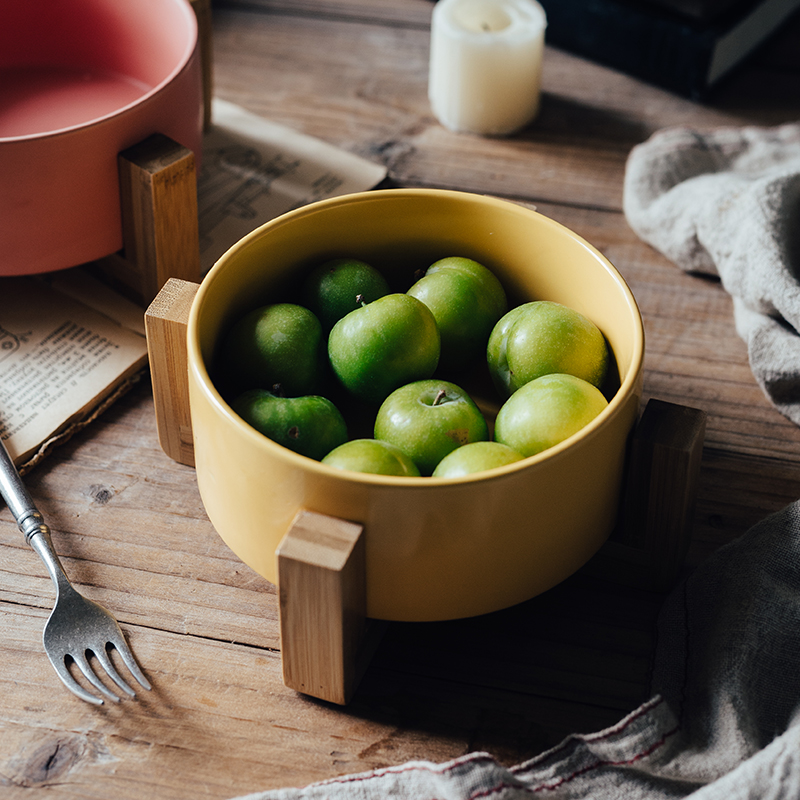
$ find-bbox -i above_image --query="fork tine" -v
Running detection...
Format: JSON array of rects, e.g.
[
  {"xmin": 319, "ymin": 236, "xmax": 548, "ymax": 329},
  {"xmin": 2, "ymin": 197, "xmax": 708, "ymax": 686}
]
[
  {"xmin": 48, "ymin": 653, "xmax": 105, "ymax": 706},
  {"xmin": 109, "ymin": 634, "xmax": 152, "ymax": 691},
  {"xmin": 94, "ymin": 645, "xmax": 136, "ymax": 697},
  {"xmin": 71, "ymin": 650, "xmax": 122, "ymax": 704}
]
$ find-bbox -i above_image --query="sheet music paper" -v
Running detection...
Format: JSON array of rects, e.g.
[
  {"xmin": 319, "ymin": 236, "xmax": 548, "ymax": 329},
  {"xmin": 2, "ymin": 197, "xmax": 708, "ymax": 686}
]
[{"xmin": 198, "ymin": 99, "xmax": 388, "ymax": 273}]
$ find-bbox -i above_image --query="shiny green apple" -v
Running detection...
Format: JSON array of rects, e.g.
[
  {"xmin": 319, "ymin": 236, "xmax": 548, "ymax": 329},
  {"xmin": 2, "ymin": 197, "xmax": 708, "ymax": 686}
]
[
  {"xmin": 493, "ymin": 373, "xmax": 608, "ymax": 457},
  {"xmin": 374, "ymin": 379, "xmax": 488, "ymax": 475},
  {"xmin": 322, "ymin": 438, "xmax": 420, "ymax": 477},
  {"xmin": 302, "ymin": 257, "xmax": 390, "ymax": 331},
  {"xmin": 487, "ymin": 300, "xmax": 609, "ymax": 398},
  {"xmin": 231, "ymin": 388, "xmax": 347, "ymax": 461},
  {"xmin": 407, "ymin": 256, "xmax": 507, "ymax": 371},
  {"xmin": 432, "ymin": 441, "xmax": 525, "ymax": 478},
  {"xmin": 218, "ymin": 302, "xmax": 325, "ymax": 397},
  {"xmin": 328, "ymin": 293, "xmax": 440, "ymax": 404}
]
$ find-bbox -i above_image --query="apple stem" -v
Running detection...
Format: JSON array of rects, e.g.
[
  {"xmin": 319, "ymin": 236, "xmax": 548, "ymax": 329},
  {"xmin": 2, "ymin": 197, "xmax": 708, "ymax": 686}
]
[
  {"xmin": 272, "ymin": 383, "xmax": 285, "ymax": 397},
  {"xmin": 432, "ymin": 389, "xmax": 448, "ymax": 406},
  {"xmin": 356, "ymin": 294, "xmax": 366, "ymax": 307}
]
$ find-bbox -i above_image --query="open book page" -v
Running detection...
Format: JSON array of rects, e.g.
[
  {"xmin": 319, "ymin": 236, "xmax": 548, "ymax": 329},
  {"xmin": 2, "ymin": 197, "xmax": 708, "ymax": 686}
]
[
  {"xmin": 0, "ymin": 274, "xmax": 148, "ymax": 472},
  {"xmin": 198, "ymin": 99, "xmax": 388, "ymax": 273}
]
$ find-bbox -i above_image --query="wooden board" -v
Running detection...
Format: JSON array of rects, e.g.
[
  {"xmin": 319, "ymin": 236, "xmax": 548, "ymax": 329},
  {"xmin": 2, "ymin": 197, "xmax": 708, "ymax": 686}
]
[
  {"xmin": 144, "ymin": 280, "xmax": 199, "ymax": 467},
  {"xmin": 93, "ymin": 135, "xmax": 201, "ymax": 306}
]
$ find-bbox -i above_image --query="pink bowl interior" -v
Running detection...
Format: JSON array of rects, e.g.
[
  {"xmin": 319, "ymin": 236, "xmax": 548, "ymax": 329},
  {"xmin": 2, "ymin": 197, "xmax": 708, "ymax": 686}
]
[{"xmin": 0, "ymin": 0, "xmax": 196, "ymax": 138}]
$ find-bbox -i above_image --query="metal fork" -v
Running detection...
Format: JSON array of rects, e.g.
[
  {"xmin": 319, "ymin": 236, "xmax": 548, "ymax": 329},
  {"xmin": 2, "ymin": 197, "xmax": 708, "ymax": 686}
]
[{"xmin": 0, "ymin": 437, "xmax": 151, "ymax": 705}]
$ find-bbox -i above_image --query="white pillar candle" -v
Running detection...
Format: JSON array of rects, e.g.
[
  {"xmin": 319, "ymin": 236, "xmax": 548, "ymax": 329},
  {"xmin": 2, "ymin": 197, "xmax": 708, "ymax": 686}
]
[{"xmin": 428, "ymin": 0, "xmax": 547, "ymax": 136}]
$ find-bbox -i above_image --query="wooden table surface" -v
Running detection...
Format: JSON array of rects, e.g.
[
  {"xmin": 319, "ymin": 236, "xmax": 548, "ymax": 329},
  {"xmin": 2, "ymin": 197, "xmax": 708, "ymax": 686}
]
[{"xmin": 3, "ymin": 1, "xmax": 800, "ymax": 797}]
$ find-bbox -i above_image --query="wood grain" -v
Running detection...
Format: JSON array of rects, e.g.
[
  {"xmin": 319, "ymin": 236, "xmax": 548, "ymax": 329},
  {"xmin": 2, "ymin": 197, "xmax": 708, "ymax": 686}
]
[
  {"xmin": 95, "ymin": 136, "xmax": 201, "ymax": 306},
  {"xmin": 145, "ymin": 279, "xmax": 200, "ymax": 467},
  {"xmin": 277, "ymin": 510, "xmax": 368, "ymax": 704},
  {"xmin": 1, "ymin": 1, "xmax": 800, "ymax": 797},
  {"xmin": 191, "ymin": 0, "xmax": 215, "ymax": 130}
]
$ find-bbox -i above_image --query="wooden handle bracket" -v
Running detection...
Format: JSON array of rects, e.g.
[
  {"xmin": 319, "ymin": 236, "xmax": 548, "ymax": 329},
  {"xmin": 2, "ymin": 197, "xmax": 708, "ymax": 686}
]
[
  {"xmin": 585, "ymin": 398, "xmax": 706, "ymax": 590},
  {"xmin": 276, "ymin": 510, "xmax": 386, "ymax": 705},
  {"xmin": 93, "ymin": 135, "xmax": 201, "ymax": 307},
  {"xmin": 144, "ymin": 278, "xmax": 200, "ymax": 466}
]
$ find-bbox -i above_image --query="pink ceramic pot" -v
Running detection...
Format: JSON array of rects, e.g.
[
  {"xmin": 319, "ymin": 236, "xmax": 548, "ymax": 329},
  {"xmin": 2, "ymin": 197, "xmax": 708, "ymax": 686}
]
[{"xmin": 0, "ymin": 0, "xmax": 203, "ymax": 276}]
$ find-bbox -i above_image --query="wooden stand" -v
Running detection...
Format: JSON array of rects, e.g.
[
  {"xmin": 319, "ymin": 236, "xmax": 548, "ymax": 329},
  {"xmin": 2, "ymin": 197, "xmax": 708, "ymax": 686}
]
[
  {"xmin": 587, "ymin": 400, "xmax": 706, "ymax": 589},
  {"xmin": 92, "ymin": 0, "xmax": 213, "ymax": 307},
  {"xmin": 276, "ymin": 510, "xmax": 387, "ymax": 705},
  {"xmin": 120, "ymin": 2, "xmax": 710, "ymax": 705},
  {"xmin": 144, "ymin": 279, "xmax": 200, "ymax": 466},
  {"xmin": 144, "ymin": 278, "xmax": 707, "ymax": 706},
  {"xmin": 93, "ymin": 136, "xmax": 201, "ymax": 306}
]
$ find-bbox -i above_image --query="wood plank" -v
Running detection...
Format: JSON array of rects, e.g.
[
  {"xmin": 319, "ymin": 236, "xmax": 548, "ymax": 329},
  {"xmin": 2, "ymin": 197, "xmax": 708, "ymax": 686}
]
[
  {"xmin": 277, "ymin": 510, "xmax": 369, "ymax": 704},
  {"xmin": 0, "ymin": 604, "xmax": 459, "ymax": 799},
  {"xmin": 95, "ymin": 136, "xmax": 201, "ymax": 306},
  {"xmin": 145, "ymin": 278, "xmax": 200, "ymax": 466},
  {"xmin": 0, "ymin": 590, "xmax": 644, "ymax": 798},
  {"xmin": 190, "ymin": 0, "xmax": 215, "ymax": 130},
  {"xmin": 216, "ymin": 0, "xmax": 436, "ymax": 26}
]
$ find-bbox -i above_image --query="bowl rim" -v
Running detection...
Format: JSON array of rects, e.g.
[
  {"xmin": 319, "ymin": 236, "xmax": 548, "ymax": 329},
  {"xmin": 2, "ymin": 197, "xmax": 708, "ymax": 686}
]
[
  {"xmin": 188, "ymin": 188, "xmax": 645, "ymax": 487},
  {"xmin": 0, "ymin": 0, "xmax": 198, "ymax": 143}
]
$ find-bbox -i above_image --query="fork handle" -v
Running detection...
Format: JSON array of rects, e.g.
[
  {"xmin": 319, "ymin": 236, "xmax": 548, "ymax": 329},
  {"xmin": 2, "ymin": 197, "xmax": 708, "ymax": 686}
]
[
  {"xmin": 0, "ymin": 437, "xmax": 74, "ymax": 596},
  {"xmin": 0, "ymin": 436, "xmax": 49, "ymax": 543}
]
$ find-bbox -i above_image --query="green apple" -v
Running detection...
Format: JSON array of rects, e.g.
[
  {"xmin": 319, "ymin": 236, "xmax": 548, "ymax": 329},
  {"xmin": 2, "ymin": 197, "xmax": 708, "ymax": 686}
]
[
  {"xmin": 432, "ymin": 441, "xmax": 525, "ymax": 478},
  {"xmin": 407, "ymin": 256, "xmax": 507, "ymax": 371},
  {"xmin": 328, "ymin": 293, "xmax": 440, "ymax": 404},
  {"xmin": 231, "ymin": 388, "xmax": 347, "ymax": 461},
  {"xmin": 302, "ymin": 257, "xmax": 390, "ymax": 330},
  {"xmin": 218, "ymin": 303, "xmax": 325, "ymax": 397},
  {"xmin": 487, "ymin": 300, "xmax": 609, "ymax": 397},
  {"xmin": 485, "ymin": 304, "xmax": 525, "ymax": 396},
  {"xmin": 374, "ymin": 379, "xmax": 488, "ymax": 475},
  {"xmin": 322, "ymin": 438, "xmax": 420, "ymax": 477},
  {"xmin": 426, "ymin": 257, "xmax": 508, "ymax": 319},
  {"xmin": 493, "ymin": 373, "xmax": 608, "ymax": 457}
]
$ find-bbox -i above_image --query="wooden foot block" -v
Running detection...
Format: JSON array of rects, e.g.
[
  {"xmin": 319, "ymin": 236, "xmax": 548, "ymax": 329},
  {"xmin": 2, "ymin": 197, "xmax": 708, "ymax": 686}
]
[
  {"xmin": 277, "ymin": 510, "xmax": 384, "ymax": 705},
  {"xmin": 144, "ymin": 278, "xmax": 200, "ymax": 466},
  {"xmin": 96, "ymin": 134, "xmax": 201, "ymax": 306},
  {"xmin": 190, "ymin": 0, "xmax": 214, "ymax": 131},
  {"xmin": 586, "ymin": 399, "xmax": 707, "ymax": 590}
]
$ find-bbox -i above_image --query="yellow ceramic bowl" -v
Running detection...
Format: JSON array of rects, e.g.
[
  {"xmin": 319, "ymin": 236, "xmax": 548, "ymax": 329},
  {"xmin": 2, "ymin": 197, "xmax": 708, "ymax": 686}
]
[{"xmin": 187, "ymin": 189, "xmax": 644, "ymax": 622}]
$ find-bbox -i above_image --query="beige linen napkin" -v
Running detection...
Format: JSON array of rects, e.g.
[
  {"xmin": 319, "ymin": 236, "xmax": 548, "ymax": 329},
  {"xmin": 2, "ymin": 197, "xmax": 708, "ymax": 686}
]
[{"xmin": 623, "ymin": 122, "xmax": 800, "ymax": 424}]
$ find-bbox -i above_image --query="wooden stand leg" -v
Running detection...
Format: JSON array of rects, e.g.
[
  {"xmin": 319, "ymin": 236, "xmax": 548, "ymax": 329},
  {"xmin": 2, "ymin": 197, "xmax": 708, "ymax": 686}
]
[
  {"xmin": 585, "ymin": 398, "xmax": 707, "ymax": 590},
  {"xmin": 190, "ymin": 0, "xmax": 214, "ymax": 132},
  {"xmin": 276, "ymin": 510, "xmax": 386, "ymax": 705},
  {"xmin": 144, "ymin": 278, "xmax": 201, "ymax": 466},
  {"xmin": 95, "ymin": 135, "xmax": 201, "ymax": 306}
]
